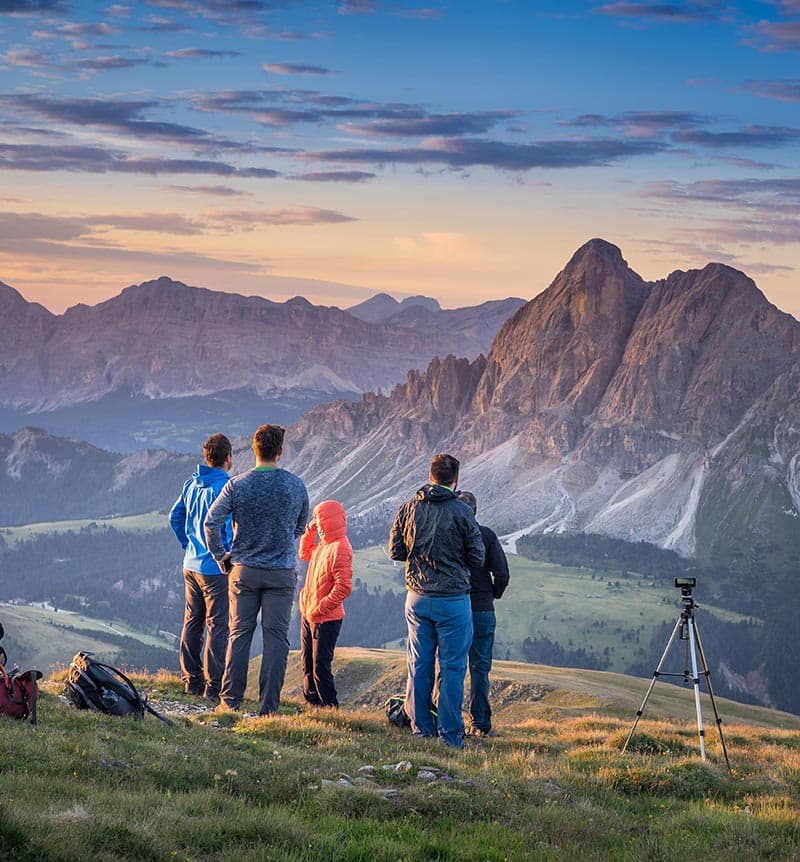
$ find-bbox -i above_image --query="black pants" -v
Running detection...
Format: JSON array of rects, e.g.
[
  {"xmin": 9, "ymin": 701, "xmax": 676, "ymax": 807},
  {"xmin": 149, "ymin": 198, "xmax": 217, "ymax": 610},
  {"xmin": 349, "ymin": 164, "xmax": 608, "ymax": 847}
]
[{"xmin": 300, "ymin": 616, "xmax": 342, "ymax": 707}]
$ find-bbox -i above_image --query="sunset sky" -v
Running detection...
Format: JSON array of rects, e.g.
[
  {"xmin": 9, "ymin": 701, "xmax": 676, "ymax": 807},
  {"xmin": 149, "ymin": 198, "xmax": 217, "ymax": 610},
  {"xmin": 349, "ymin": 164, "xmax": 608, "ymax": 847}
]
[{"xmin": 1, "ymin": 0, "xmax": 799, "ymax": 317}]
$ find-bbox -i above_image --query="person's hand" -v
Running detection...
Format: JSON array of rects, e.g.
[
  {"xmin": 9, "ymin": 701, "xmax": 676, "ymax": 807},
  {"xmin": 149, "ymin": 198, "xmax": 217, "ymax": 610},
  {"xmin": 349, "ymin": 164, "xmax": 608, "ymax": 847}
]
[{"xmin": 217, "ymin": 552, "xmax": 233, "ymax": 574}]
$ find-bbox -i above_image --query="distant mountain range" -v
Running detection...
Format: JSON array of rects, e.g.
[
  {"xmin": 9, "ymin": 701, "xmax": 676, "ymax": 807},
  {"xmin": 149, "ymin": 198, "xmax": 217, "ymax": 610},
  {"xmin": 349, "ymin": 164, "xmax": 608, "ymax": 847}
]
[
  {"xmin": 284, "ymin": 238, "xmax": 800, "ymax": 569},
  {"xmin": 4, "ymin": 239, "xmax": 799, "ymax": 571},
  {"xmin": 0, "ymin": 277, "xmax": 524, "ymax": 451}
]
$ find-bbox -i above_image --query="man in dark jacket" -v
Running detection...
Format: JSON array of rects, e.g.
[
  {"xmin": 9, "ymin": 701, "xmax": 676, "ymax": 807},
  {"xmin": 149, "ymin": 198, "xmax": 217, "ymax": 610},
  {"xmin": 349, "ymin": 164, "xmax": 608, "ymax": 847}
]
[
  {"xmin": 169, "ymin": 433, "xmax": 233, "ymax": 701},
  {"xmin": 457, "ymin": 491, "xmax": 510, "ymax": 737},
  {"xmin": 389, "ymin": 453, "xmax": 485, "ymax": 748}
]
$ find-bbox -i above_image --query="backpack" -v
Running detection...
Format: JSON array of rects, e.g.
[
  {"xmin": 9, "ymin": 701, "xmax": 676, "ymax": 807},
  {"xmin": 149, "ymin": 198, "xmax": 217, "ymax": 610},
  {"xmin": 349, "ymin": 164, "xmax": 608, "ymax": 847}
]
[
  {"xmin": 385, "ymin": 694, "xmax": 411, "ymax": 728},
  {"xmin": 65, "ymin": 651, "xmax": 173, "ymax": 725},
  {"xmin": 0, "ymin": 621, "xmax": 42, "ymax": 724}
]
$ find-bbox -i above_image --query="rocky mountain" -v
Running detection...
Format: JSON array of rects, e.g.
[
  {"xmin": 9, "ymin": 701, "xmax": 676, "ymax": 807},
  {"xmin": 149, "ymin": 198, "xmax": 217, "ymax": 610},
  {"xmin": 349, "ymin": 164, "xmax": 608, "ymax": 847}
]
[
  {"xmin": 284, "ymin": 239, "xmax": 800, "ymax": 566},
  {"xmin": 347, "ymin": 292, "xmax": 442, "ymax": 323},
  {"xmin": 0, "ymin": 277, "xmax": 523, "ymax": 451},
  {"xmin": 0, "ymin": 426, "xmax": 193, "ymax": 525}
]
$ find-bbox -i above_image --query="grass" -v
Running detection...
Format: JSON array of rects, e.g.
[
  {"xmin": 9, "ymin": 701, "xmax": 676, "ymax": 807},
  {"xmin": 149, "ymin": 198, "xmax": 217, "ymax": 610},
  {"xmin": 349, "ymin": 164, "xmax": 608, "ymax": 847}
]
[
  {"xmin": 0, "ymin": 511, "xmax": 165, "ymax": 546},
  {"xmin": 3, "ymin": 649, "xmax": 800, "ymax": 861},
  {"xmin": 352, "ymin": 546, "xmax": 755, "ymax": 671},
  {"xmin": 0, "ymin": 603, "xmax": 174, "ymax": 672}
]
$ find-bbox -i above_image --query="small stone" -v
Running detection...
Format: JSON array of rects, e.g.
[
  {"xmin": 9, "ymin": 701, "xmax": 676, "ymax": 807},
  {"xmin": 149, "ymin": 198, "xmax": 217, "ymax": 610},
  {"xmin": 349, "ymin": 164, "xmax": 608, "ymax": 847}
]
[
  {"xmin": 417, "ymin": 770, "xmax": 437, "ymax": 782},
  {"xmin": 393, "ymin": 760, "xmax": 413, "ymax": 773},
  {"xmin": 358, "ymin": 765, "xmax": 377, "ymax": 777}
]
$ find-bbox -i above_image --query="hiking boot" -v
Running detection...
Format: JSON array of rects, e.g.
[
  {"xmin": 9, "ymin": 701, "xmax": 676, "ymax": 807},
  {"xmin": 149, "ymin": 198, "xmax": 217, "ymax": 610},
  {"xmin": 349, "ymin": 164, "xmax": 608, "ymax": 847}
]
[{"xmin": 467, "ymin": 726, "xmax": 496, "ymax": 738}]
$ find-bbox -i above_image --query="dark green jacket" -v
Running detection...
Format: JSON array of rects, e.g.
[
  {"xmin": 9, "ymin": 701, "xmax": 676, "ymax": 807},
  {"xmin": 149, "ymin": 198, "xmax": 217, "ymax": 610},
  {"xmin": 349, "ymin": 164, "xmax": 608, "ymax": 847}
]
[{"xmin": 389, "ymin": 484, "xmax": 485, "ymax": 596}]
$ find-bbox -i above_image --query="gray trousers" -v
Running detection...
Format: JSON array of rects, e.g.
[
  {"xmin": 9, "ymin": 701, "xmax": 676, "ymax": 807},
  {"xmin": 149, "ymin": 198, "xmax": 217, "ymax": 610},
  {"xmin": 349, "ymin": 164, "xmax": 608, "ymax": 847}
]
[
  {"xmin": 220, "ymin": 565, "xmax": 296, "ymax": 715},
  {"xmin": 180, "ymin": 569, "xmax": 229, "ymax": 697}
]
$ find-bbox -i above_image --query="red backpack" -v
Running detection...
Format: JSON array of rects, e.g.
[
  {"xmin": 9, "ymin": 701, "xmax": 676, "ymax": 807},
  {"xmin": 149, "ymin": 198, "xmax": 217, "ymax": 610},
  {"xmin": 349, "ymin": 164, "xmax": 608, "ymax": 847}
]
[{"xmin": 0, "ymin": 622, "xmax": 42, "ymax": 724}]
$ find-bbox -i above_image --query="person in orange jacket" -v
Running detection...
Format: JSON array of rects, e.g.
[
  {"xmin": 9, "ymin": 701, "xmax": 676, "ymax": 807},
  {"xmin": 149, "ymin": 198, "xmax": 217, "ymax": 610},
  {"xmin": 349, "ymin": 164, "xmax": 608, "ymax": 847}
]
[{"xmin": 298, "ymin": 500, "xmax": 353, "ymax": 707}]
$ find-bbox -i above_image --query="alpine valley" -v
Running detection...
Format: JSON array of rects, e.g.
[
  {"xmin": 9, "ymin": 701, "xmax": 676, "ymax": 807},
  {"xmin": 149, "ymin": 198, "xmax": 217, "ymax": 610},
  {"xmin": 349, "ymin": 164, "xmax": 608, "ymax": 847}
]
[{"xmin": 3, "ymin": 238, "xmax": 800, "ymax": 713}]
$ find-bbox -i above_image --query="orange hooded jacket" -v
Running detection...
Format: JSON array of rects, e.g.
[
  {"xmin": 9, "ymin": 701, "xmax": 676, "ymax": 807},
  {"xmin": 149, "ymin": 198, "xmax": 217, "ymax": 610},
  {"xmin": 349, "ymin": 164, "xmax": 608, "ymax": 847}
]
[{"xmin": 298, "ymin": 499, "xmax": 353, "ymax": 624}]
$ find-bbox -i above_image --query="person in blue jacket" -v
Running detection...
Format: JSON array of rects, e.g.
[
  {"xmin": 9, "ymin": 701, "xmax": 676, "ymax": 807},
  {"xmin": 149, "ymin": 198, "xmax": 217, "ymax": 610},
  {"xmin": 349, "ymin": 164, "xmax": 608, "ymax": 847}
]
[{"xmin": 169, "ymin": 433, "xmax": 233, "ymax": 701}]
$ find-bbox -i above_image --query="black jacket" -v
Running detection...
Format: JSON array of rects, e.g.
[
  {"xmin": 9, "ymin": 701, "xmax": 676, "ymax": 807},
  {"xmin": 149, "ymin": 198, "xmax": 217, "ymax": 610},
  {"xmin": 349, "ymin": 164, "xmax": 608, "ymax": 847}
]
[
  {"xmin": 389, "ymin": 484, "xmax": 485, "ymax": 596},
  {"xmin": 469, "ymin": 525, "xmax": 510, "ymax": 611}
]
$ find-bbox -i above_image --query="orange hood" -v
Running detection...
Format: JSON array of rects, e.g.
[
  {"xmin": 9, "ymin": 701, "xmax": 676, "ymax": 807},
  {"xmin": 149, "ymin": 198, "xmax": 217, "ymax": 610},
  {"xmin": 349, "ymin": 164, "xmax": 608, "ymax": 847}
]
[{"xmin": 313, "ymin": 499, "xmax": 346, "ymax": 542}]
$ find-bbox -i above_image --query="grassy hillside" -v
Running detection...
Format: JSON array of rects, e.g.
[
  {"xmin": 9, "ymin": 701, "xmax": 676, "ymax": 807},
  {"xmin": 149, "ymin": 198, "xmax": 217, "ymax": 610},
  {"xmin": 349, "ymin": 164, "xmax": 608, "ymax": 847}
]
[
  {"xmin": 352, "ymin": 546, "xmax": 751, "ymax": 672},
  {"xmin": 3, "ymin": 647, "xmax": 800, "ymax": 862},
  {"xmin": 0, "ymin": 603, "xmax": 178, "ymax": 673},
  {"xmin": 0, "ymin": 511, "xmax": 165, "ymax": 546}
]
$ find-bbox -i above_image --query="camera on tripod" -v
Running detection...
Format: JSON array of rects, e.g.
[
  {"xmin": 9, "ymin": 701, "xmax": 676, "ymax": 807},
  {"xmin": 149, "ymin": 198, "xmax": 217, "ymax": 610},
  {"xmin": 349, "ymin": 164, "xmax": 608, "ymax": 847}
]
[{"xmin": 675, "ymin": 576, "xmax": 696, "ymax": 606}]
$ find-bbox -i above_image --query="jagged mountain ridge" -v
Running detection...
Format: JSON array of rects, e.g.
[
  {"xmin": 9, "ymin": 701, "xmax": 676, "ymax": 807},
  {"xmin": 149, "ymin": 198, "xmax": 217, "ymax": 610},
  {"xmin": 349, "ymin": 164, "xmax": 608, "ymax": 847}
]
[
  {"xmin": 284, "ymin": 239, "xmax": 800, "ymax": 562},
  {"xmin": 0, "ymin": 426, "xmax": 194, "ymax": 524},
  {"xmin": 0, "ymin": 277, "xmax": 524, "ymax": 411}
]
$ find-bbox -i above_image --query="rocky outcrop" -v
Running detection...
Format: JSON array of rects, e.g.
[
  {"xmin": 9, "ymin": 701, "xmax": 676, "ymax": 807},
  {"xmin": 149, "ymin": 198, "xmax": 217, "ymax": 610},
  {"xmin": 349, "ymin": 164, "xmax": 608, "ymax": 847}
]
[{"xmin": 284, "ymin": 239, "xmax": 800, "ymax": 561}]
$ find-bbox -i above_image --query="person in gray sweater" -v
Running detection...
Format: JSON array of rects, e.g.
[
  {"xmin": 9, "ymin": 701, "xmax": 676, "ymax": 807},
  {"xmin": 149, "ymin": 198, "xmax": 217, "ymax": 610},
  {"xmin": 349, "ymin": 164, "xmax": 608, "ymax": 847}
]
[{"xmin": 205, "ymin": 424, "xmax": 309, "ymax": 715}]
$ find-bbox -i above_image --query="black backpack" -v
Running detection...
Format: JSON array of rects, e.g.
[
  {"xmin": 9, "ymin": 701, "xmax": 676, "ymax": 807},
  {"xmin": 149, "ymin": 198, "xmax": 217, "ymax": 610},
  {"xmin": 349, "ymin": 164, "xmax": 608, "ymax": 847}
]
[
  {"xmin": 385, "ymin": 694, "xmax": 412, "ymax": 728},
  {"xmin": 65, "ymin": 651, "xmax": 173, "ymax": 725}
]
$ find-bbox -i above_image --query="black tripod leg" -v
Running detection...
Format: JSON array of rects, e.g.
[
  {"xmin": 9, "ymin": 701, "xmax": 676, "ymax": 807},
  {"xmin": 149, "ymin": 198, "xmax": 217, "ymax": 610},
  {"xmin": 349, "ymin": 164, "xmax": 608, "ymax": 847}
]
[
  {"xmin": 692, "ymin": 621, "xmax": 731, "ymax": 772},
  {"xmin": 622, "ymin": 615, "xmax": 683, "ymax": 753}
]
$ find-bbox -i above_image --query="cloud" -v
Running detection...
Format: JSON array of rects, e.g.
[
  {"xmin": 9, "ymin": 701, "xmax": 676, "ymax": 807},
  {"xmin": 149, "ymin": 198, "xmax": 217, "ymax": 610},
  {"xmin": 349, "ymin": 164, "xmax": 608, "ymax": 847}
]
[
  {"xmin": 643, "ymin": 177, "xmax": 800, "ymax": 205},
  {"xmin": 340, "ymin": 110, "xmax": 519, "ymax": 138},
  {"xmin": 558, "ymin": 110, "xmax": 710, "ymax": 137},
  {"xmin": 743, "ymin": 20, "xmax": 800, "ymax": 53},
  {"xmin": 289, "ymin": 170, "xmax": 375, "ymax": 182},
  {"xmin": 262, "ymin": 62, "xmax": 339, "ymax": 75},
  {"xmin": 336, "ymin": 0, "xmax": 443, "ymax": 17},
  {"xmin": 672, "ymin": 125, "xmax": 800, "ymax": 148},
  {"xmin": 0, "ymin": 211, "xmax": 90, "ymax": 242},
  {"xmin": 741, "ymin": 79, "xmax": 800, "ymax": 102},
  {"xmin": 0, "ymin": 93, "xmax": 287, "ymax": 155},
  {"xmin": 165, "ymin": 47, "xmax": 241, "ymax": 59},
  {"xmin": 201, "ymin": 206, "xmax": 357, "ymax": 227},
  {"xmin": 160, "ymin": 184, "xmax": 251, "ymax": 196},
  {"xmin": 304, "ymin": 135, "xmax": 668, "ymax": 171},
  {"xmin": 593, "ymin": 1, "xmax": 727, "ymax": 22},
  {"xmin": 141, "ymin": 16, "xmax": 190, "ymax": 33},
  {"xmin": 0, "ymin": 141, "xmax": 281, "ymax": 178},
  {"xmin": 1, "ymin": 94, "xmax": 211, "ymax": 143},
  {"xmin": 0, "ymin": 46, "xmax": 63, "ymax": 69},
  {"xmin": 392, "ymin": 231, "xmax": 485, "ymax": 261},
  {"xmin": 0, "ymin": 0, "xmax": 68, "ymax": 11},
  {"xmin": 77, "ymin": 55, "xmax": 152, "ymax": 72}
]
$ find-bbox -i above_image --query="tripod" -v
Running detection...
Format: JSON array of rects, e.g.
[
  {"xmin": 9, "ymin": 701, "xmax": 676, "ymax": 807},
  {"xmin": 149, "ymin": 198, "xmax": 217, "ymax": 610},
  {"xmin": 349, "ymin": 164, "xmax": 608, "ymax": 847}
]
[{"xmin": 622, "ymin": 581, "xmax": 731, "ymax": 771}]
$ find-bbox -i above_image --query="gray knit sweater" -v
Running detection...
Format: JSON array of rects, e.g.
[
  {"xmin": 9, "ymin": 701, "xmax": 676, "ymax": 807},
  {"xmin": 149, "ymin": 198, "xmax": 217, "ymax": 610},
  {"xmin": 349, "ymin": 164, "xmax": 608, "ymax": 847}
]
[{"xmin": 205, "ymin": 467, "xmax": 309, "ymax": 571}]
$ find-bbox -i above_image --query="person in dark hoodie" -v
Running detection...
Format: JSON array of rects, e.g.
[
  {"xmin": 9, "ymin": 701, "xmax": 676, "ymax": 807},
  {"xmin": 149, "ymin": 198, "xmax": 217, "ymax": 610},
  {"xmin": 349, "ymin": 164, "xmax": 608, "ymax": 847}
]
[
  {"xmin": 456, "ymin": 491, "xmax": 510, "ymax": 737},
  {"xmin": 389, "ymin": 453, "xmax": 485, "ymax": 748},
  {"xmin": 169, "ymin": 433, "xmax": 233, "ymax": 702}
]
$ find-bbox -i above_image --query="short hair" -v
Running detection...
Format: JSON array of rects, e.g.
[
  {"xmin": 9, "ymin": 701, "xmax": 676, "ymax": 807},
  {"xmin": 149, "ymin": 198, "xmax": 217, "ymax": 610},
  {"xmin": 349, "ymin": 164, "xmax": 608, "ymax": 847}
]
[
  {"xmin": 457, "ymin": 490, "xmax": 477, "ymax": 514},
  {"xmin": 203, "ymin": 433, "xmax": 232, "ymax": 468},
  {"xmin": 253, "ymin": 424, "xmax": 285, "ymax": 461},
  {"xmin": 429, "ymin": 453, "xmax": 460, "ymax": 487}
]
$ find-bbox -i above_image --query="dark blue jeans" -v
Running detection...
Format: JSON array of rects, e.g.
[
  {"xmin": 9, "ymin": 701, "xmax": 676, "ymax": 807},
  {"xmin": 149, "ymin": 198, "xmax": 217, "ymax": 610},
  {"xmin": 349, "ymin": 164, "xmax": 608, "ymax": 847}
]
[
  {"xmin": 468, "ymin": 610, "xmax": 496, "ymax": 732},
  {"xmin": 405, "ymin": 592, "xmax": 472, "ymax": 748},
  {"xmin": 180, "ymin": 570, "xmax": 229, "ymax": 697}
]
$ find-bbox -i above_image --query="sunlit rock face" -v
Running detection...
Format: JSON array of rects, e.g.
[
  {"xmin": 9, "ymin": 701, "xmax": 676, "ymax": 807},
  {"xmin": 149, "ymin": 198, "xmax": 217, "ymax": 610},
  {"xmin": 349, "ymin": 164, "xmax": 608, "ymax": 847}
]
[{"xmin": 284, "ymin": 239, "xmax": 800, "ymax": 562}]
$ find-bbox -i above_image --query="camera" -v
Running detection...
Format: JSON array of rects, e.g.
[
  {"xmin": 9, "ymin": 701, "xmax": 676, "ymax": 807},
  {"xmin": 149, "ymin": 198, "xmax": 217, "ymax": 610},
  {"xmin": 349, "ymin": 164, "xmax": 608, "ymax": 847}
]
[{"xmin": 674, "ymin": 577, "xmax": 696, "ymax": 589}]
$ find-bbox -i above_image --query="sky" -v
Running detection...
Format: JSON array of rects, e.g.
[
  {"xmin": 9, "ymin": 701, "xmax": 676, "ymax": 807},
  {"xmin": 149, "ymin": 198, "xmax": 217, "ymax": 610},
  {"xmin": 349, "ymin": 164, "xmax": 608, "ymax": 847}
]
[{"xmin": 0, "ymin": 0, "xmax": 799, "ymax": 317}]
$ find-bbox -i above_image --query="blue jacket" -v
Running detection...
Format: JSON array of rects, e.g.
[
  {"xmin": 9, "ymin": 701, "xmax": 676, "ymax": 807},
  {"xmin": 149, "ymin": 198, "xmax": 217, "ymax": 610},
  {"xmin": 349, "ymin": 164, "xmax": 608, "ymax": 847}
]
[{"xmin": 169, "ymin": 465, "xmax": 232, "ymax": 575}]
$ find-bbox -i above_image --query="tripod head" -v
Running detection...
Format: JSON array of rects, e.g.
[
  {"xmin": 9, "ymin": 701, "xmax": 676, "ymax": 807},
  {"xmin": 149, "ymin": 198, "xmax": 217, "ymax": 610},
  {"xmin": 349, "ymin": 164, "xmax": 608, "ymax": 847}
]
[{"xmin": 675, "ymin": 577, "xmax": 697, "ymax": 615}]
